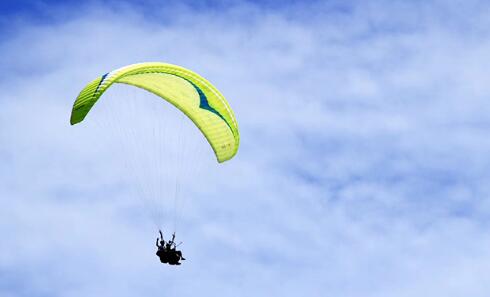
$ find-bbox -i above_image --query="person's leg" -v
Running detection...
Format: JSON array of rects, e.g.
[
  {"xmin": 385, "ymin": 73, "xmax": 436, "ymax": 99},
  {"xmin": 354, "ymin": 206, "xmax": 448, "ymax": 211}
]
[{"xmin": 176, "ymin": 251, "xmax": 185, "ymax": 260}]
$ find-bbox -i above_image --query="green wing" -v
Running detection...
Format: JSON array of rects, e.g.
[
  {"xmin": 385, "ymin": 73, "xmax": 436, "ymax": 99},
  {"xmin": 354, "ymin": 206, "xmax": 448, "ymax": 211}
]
[{"xmin": 70, "ymin": 62, "xmax": 239, "ymax": 162}]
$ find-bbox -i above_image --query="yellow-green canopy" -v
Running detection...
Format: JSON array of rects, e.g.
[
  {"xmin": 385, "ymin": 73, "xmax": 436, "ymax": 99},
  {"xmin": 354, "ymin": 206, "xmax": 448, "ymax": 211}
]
[{"xmin": 70, "ymin": 62, "xmax": 239, "ymax": 162}]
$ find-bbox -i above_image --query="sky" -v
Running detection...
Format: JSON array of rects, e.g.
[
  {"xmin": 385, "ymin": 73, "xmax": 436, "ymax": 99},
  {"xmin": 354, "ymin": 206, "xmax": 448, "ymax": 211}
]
[{"xmin": 1, "ymin": 0, "xmax": 490, "ymax": 296}]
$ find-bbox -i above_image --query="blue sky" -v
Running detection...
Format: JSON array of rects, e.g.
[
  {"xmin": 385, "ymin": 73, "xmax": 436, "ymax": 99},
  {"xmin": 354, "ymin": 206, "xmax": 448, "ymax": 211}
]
[{"xmin": 2, "ymin": 0, "xmax": 490, "ymax": 296}]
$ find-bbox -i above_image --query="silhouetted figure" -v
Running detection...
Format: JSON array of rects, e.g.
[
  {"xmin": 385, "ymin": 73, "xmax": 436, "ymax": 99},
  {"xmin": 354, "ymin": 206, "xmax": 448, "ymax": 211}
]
[
  {"xmin": 156, "ymin": 230, "xmax": 169, "ymax": 263},
  {"xmin": 156, "ymin": 230, "xmax": 185, "ymax": 265}
]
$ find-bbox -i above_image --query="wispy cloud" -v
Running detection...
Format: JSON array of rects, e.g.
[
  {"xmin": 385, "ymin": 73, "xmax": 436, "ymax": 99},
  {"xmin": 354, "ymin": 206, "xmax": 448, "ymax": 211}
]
[{"xmin": 1, "ymin": 1, "xmax": 490, "ymax": 296}]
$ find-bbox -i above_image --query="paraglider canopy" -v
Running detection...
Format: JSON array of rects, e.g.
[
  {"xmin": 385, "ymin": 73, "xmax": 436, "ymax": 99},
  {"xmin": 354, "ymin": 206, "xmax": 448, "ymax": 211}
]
[{"xmin": 70, "ymin": 62, "xmax": 239, "ymax": 162}]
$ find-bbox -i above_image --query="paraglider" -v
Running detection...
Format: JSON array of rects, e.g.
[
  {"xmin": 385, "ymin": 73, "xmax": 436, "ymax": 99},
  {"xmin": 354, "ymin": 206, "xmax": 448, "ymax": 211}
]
[
  {"xmin": 70, "ymin": 62, "xmax": 239, "ymax": 265},
  {"xmin": 156, "ymin": 230, "xmax": 185, "ymax": 265},
  {"xmin": 70, "ymin": 62, "xmax": 239, "ymax": 162}
]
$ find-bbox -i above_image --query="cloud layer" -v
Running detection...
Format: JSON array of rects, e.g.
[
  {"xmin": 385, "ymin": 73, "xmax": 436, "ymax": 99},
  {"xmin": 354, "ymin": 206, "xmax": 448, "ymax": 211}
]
[{"xmin": 1, "ymin": 1, "xmax": 490, "ymax": 296}]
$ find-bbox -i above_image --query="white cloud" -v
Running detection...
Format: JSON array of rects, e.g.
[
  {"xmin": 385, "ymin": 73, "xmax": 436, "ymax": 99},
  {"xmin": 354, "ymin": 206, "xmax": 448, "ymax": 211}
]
[{"xmin": 1, "ymin": 1, "xmax": 490, "ymax": 296}]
